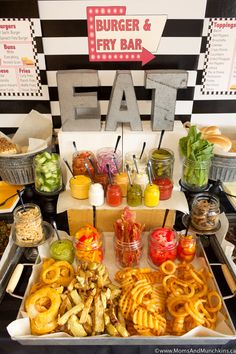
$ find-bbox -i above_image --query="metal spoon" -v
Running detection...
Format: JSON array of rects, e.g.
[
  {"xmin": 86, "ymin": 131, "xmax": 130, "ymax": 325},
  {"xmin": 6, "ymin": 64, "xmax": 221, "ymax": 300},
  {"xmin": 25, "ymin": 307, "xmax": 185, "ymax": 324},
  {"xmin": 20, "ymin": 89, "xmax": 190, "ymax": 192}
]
[{"xmin": 52, "ymin": 220, "xmax": 60, "ymax": 240}]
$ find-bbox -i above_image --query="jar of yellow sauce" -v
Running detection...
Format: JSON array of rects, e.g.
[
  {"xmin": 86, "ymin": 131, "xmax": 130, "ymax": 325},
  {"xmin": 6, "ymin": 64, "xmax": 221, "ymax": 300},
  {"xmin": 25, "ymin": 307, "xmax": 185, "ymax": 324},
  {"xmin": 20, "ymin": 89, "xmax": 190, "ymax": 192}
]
[
  {"xmin": 69, "ymin": 175, "xmax": 91, "ymax": 199},
  {"xmin": 144, "ymin": 183, "xmax": 160, "ymax": 207},
  {"xmin": 113, "ymin": 172, "xmax": 129, "ymax": 197}
]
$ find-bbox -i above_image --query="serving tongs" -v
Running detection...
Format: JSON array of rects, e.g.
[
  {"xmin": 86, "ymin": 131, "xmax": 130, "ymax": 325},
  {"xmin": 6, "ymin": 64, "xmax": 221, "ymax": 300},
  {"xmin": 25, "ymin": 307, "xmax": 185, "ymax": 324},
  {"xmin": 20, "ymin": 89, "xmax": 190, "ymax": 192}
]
[
  {"xmin": 0, "ymin": 242, "xmax": 24, "ymax": 303},
  {"xmin": 199, "ymin": 234, "xmax": 236, "ymax": 300}
]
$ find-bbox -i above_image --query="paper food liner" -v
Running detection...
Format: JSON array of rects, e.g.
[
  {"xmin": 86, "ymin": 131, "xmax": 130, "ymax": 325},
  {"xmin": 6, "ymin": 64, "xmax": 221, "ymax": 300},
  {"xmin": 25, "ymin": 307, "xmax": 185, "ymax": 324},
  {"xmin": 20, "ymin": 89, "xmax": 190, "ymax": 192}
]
[
  {"xmin": 7, "ymin": 231, "xmax": 236, "ymax": 341},
  {"xmin": 0, "ymin": 110, "xmax": 51, "ymax": 157},
  {"xmin": 12, "ymin": 110, "xmax": 52, "ymax": 147}
]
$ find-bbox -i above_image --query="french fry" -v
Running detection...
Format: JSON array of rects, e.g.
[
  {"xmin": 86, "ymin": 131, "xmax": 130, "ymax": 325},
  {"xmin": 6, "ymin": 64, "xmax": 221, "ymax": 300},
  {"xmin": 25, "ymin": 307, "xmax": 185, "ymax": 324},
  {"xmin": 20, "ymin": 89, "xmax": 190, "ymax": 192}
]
[
  {"xmin": 70, "ymin": 289, "xmax": 82, "ymax": 305},
  {"xmin": 67, "ymin": 315, "xmax": 87, "ymax": 337},
  {"xmin": 93, "ymin": 294, "xmax": 105, "ymax": 333},
  {"xmin": 58, "ymin": 303, "xmax": 84, "ymax": 326},
  {"xmin": 79, "ymin": 295, "xmax": 93, "ymax": 324}
]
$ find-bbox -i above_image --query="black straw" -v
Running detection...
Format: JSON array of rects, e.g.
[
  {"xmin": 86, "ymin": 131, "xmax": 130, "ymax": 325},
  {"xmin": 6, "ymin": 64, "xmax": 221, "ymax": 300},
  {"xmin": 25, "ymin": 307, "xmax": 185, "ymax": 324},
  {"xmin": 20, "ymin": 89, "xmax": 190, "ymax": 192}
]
[
  {"xmin": 113, "ymin": 156, "xmax": 120, "ymax": 174},
  {"xmin": 139, "ymin": 142, "xmax": 146, "ymax": 160},
  {"xmin": 158, "ymin": 130, "xmax": 165, "ymax": 150},
  {"xmin": 162, "ymin": 209, "xmax": 169, "ymax": 228},
  {"xmin": 93, "ymin": 205, "xmax": 96, "ymax": 228},
  {"xmin": 106, "ymin": 164, "xmax": 113, "ymax": 185},
  {"xmin": 88, "ymin": 156, "xmax": 98, "ymax": 175},
  {"xmin": 114, "ymin": 135, "xmax": 121, "ymax": 153},
  {"xmin": 185, "ymin": 215, "xmax": 191, "ymax": 236},
  {"xmin": 17, "ymin": 189, "xmax": 26, "ymax": 212},
  {"xmin": 63, "ymin": 158, "xmax": 74, "ymax": 177},
  {"xmin": 72, "ymin": 141, "xmax": 77, "ymax": 152},
  {"xmin": 133, "ymin": 155, "xmax": 139, "ymax": 174}
]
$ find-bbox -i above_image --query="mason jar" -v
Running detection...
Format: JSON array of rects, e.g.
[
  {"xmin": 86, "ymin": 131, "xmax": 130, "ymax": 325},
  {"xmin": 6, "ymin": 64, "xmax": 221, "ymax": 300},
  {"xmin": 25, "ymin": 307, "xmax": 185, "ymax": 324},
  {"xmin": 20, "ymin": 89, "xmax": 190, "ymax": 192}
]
[
  {"xmin": 148, "ymin": 227, "xmax": 178, "ymax": 267},
  {"xmin": 106, "ymin": 184, "xmax": 122, "ymax": 207},
  {"xmin": 190, "ymin": 193, "xmax": 220, "ymax": 231},
  {"xmin": 144, "ymin": 183, "xmax": 160, "ymax": 207},
  {"xmin": 33, "ymin": 152, "xmax": 62, "ymax": 193},
  {"xmin": 127, "ymin": 184, "xmax": 142, "ymax": 207},
  {"xmin": 96, "ymin": 147, "xmax": 122, "ymax": 175},
  {"xmin": 69, "ymin": 175, "xmax": 91, "ymax": 199},
  {"xmin": 149, "ymin": 148, "xmax": 174, "ymax": 180},
  {"xmin": 14, "ymin": 203, "xmax": 44, "ymax": 246},
  {"xmin": 114, "ymin": 237, "xmax": 143, "ymax": 268},
  {"xmin": 88, "ymin": 183, "xmax": 104, "ymax": 207},
  {"xmin": 74, "ymin": 228, "xmax": 104, "ymax": 264},
  {"xmin": 72, "ymin": 150, "xmax": 96, "ymax": 176},
  {"xmin": 181, "ymin": 158, "xmax": 211, "ymax": 192}
]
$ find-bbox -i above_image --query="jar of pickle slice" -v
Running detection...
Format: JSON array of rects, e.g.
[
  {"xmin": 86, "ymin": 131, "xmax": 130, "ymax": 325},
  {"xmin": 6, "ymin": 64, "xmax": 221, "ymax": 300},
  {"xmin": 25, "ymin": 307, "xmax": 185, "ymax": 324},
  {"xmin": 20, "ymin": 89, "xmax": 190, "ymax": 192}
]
[
  {"xmin": 190, "ymin": 193, "xmax": 220, "ymax": 231},
  {"xmin": 149, "ymin": 148, "xmax": 174, "ymax": 180},
  {"xmin": 72, "ymin": 150, "xmax": 96, "ymax": 176}
]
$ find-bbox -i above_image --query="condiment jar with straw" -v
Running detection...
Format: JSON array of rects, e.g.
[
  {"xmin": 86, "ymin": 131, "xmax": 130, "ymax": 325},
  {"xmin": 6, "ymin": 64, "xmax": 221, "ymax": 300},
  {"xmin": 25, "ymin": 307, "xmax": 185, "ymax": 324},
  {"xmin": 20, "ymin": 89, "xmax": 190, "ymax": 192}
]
[
  {"xmin": 85, "ymin": 162, "xmax": 104, "ymax": 207},
  {"xmin": 113, "ymin": 156, "xmax": 129, "ymax": 197},
  {"xmin": 126, "ymin": 164, "xmax": 142, "ymax": 207},
  {"xmin": 96, "ymin": 136, "xmax": 122, "ymax": 175},
  {"xmin": 144, "ymin": 161, "xmax": 160, "ymax": 207},
  {"xmin": 72, "ymin": 150, "xmax": 96, "ymax": 176},
  {"xmin": 106, "ymin": 164, "xmax": 122, "ymax": 207},
  {"xmin": 89, "ymin": 156, "xmax": 109, "ymax": 193},
  {"xmin": 177, "ymin": 219, "xmax": 196, "ymax": 262}
]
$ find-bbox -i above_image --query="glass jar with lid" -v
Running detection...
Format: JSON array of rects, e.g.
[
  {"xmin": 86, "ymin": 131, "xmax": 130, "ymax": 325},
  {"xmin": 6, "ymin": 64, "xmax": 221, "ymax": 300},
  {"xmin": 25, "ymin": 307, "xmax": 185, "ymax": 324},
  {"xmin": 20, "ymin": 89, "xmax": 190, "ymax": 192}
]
[
  {"xmin": 190, "ymin": 193, "xmax": 220, "ymax": 231},
  {"xmin": 149, "ymin": 148, "xmax": 174, "ymax": 180}
]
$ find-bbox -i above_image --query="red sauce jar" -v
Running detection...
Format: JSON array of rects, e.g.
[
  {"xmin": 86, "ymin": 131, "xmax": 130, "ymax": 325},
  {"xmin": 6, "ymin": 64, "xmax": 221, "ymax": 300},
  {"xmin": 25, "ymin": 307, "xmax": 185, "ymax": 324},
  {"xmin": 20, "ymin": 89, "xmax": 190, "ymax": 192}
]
[
  {"xmin": 148, "ymin": 227, "xmax": 177, "ymax": 267},
  {"xmin": 106, "ymin": 184, "xmax": 122, "ymax": 207},
  {"xmin": 153, "ymin": 177, "xmax": 173, "ymax": 200}
]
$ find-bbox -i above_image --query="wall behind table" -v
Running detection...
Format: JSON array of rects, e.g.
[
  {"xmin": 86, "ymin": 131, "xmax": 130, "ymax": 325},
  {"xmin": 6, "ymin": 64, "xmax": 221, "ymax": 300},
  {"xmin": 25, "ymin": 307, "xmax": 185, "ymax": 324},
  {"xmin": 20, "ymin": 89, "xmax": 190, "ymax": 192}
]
[
  {"xmin": 0, "ymin": 0, "xmax": 236, "ymax": 133},
  {"xmin": 0, "ymin": 0, "xmax": 51, "ymax": 135}
]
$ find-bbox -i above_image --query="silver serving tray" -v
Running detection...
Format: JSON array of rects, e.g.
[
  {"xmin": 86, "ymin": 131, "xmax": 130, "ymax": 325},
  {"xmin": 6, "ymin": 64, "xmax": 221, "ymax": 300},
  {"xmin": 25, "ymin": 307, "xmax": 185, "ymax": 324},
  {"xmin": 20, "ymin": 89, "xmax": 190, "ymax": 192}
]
[{"xmin": 7, "ymin": 232, "xmax": 236, "ymax": 346}]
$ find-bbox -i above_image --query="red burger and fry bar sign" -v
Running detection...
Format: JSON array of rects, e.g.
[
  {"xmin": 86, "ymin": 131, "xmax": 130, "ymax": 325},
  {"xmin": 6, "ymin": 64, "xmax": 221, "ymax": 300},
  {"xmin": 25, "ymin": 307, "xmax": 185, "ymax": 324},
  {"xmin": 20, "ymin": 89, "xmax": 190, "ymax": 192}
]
[{"xmin": 86, "ymin": 6, "xmax": 167, "ymax": 65}]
